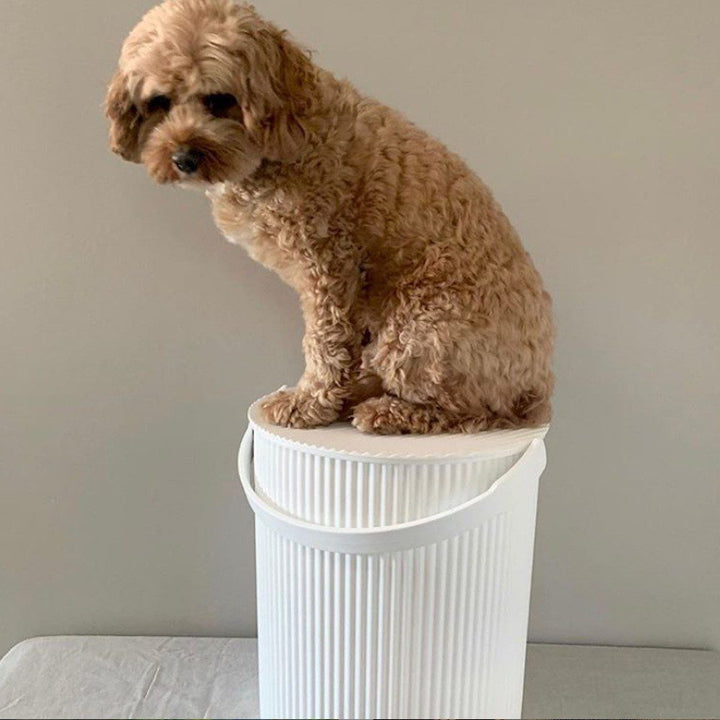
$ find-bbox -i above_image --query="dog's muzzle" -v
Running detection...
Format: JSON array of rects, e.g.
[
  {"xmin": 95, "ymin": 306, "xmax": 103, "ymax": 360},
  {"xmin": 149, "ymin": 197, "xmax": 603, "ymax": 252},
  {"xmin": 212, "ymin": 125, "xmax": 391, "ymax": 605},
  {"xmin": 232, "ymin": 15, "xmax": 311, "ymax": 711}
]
[{"xmin": 172, "ymin": 146, "xmax": 204, "ymax": 175}]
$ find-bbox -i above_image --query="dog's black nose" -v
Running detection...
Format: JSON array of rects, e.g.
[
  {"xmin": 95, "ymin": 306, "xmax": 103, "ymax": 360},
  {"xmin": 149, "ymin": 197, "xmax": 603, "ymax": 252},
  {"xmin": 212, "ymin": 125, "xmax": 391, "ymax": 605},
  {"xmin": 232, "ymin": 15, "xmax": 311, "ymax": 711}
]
[{"xmin": 172, "ymin": 146, "xmax": 203, "ymax": 175}]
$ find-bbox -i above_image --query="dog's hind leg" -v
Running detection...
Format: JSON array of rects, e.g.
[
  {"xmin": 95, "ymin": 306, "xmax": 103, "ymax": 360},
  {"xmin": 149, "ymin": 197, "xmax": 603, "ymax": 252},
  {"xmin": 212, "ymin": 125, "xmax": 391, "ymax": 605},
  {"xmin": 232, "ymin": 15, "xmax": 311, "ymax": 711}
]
[{"xmin": 352, "ymin": 394, "xmax": 494, "ymax": 435}]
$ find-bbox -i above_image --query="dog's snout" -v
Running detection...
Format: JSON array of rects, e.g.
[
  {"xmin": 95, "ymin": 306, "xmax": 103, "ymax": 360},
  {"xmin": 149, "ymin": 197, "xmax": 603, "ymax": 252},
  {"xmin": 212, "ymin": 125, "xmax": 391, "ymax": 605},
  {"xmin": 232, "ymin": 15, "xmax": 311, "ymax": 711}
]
[{"xmin": 172, "ymin": 146, "xmax": 203, "ymax": 175}]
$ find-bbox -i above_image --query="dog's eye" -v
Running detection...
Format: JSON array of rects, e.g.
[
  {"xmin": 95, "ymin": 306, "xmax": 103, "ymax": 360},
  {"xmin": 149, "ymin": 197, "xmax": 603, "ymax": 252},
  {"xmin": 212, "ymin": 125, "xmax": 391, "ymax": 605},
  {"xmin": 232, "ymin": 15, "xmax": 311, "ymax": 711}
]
[
  {"xmin": 203, "ymin": 93, "xmax": 239, "ymax": 118},
  {"xmin": 146, "ymin": 95, "xmax": 171, "ymax": 114}
]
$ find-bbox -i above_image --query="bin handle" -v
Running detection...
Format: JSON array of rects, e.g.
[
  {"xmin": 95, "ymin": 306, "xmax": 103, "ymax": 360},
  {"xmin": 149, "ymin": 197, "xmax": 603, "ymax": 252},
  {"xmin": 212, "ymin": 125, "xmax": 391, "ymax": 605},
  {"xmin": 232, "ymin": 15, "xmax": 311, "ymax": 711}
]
[{"xmin": 238, "ymin": 425, "xmax": 545, "ymax": 555}]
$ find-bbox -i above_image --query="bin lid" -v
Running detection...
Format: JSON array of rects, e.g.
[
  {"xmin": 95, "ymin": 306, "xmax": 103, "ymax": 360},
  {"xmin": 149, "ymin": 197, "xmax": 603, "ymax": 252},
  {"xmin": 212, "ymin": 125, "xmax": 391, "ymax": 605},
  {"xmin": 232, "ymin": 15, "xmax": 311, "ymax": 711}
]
[{"xmin": 248, "ymin": 396, "xmax": 549, "ymax": 461}]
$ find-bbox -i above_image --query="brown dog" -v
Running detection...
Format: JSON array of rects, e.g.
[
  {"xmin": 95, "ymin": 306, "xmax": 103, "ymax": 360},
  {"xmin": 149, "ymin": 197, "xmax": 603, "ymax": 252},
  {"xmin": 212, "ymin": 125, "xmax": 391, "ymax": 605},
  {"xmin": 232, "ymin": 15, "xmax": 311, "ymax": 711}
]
[{"xmin": 106, "ymin": 0, "xmax": 554, "ymax": 434}]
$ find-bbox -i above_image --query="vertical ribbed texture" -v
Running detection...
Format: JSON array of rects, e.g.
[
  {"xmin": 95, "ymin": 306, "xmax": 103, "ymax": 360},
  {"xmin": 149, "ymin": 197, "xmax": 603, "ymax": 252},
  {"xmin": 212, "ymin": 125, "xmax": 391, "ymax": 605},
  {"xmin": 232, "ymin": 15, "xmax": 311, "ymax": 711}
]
[
  {"xmin": 256, "ymin": 514, "xmax": 516, "ymax": 719},
  {"xmin": 253, "ymin": 432, "xmax": 537, "ymax": 719},
  {"xmin": 254, "ymin": 437, "xmax": 520, "ymax": 528}
]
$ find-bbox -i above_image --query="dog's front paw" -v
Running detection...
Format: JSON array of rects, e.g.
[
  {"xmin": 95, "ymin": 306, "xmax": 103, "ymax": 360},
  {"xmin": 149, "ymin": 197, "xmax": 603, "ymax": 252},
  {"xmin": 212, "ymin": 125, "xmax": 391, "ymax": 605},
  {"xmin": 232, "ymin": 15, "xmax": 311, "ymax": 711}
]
[{"xmin": 262, "ymin": 388, "xmax": 340, "ymax": 429}]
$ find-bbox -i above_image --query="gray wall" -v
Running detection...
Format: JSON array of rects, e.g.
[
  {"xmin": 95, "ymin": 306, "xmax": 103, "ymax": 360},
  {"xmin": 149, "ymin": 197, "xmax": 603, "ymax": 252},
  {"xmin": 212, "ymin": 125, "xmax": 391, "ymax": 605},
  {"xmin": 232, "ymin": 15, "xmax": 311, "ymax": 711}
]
[{"xmin": 1, "ymin": 0, "xmax": 719, "ymax": 659}]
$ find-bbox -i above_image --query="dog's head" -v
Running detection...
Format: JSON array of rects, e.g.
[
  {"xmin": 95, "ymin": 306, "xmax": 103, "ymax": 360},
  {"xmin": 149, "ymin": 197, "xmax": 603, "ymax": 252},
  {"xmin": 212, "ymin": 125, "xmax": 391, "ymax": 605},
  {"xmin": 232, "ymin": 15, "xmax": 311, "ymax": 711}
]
[{"xmin": 106, "ymin": 0, "xmax": 317, "ymax": 186}]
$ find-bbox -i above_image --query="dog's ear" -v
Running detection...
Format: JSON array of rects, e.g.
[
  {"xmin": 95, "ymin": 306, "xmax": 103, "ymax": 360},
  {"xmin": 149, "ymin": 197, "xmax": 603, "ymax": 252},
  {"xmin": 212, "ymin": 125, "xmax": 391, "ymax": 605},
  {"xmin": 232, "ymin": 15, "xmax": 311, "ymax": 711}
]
[
  {"xmin": 105, "ymin": 70, "xmax": 142, "ymax": 162},
  {"xmin": 243, "ymin": 24, "xmax": 318, "ymax": 161}
]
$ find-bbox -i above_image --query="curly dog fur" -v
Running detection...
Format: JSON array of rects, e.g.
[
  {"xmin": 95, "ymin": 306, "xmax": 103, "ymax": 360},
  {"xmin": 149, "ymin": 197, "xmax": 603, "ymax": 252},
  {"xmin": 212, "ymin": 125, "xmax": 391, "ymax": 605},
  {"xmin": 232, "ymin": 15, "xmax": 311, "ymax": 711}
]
[{"xmin": 106, "ymin": 0, "xmax": 554, "ymax": 434}]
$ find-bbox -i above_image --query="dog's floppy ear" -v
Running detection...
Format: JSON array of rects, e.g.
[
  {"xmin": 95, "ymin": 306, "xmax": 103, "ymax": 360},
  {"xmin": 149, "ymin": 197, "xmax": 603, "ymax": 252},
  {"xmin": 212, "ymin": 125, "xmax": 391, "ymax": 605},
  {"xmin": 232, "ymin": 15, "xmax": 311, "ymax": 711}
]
[
  {"xmin": 105, "ymin": 70, "xmax": 142, "ymax": 163},
  {"xmin": 243, "ymin": 24, "xmax": 318, "ymax": 161}
]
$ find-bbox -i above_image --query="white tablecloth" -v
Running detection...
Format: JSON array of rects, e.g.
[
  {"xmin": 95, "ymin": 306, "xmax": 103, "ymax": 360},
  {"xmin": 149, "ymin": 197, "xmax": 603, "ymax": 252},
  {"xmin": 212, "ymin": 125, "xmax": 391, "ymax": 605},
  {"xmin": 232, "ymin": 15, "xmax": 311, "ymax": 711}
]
[{"xmin": 0, "ymin": 636, "xmax": 259, "ymax": 719}]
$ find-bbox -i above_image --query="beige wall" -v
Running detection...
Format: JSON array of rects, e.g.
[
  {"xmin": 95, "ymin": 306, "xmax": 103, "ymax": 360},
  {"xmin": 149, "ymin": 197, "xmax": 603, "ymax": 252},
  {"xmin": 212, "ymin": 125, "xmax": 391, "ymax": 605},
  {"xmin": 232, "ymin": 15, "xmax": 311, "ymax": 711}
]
[{"xmin": 1, "ymin": 0, "xmax": 719, "ymax": 658}]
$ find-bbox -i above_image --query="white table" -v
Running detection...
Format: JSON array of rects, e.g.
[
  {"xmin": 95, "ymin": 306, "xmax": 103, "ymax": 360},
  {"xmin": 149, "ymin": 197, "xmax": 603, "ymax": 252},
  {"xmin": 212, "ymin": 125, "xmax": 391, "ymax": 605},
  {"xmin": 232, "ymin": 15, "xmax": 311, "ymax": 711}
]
[{"xmin": 0, "ymin": 636, "xmax": 718, "ymax": 719}]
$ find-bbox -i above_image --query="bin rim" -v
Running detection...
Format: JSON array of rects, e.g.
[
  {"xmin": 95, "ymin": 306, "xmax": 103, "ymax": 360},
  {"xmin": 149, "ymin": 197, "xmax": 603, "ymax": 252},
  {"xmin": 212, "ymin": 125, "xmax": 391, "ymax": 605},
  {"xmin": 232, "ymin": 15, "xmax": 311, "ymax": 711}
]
[{"xmin": 238, "ymin": 426, "xmax": 546, "ymax": 554}]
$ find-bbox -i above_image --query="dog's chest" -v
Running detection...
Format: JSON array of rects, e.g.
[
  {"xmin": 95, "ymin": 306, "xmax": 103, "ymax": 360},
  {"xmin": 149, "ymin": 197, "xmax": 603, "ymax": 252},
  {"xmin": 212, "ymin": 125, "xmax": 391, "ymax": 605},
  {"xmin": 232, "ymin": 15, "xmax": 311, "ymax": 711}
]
[
  {"xmin": 207, "ymin": 184, "xmax": 254, "ymax": 247},
  {"xmin": 216, "ymin": 207, "xmax": 258, "ymax": 251},
  {"xmin": 209, "ymin": 186, "xmax": 301, "ymax": 287}
]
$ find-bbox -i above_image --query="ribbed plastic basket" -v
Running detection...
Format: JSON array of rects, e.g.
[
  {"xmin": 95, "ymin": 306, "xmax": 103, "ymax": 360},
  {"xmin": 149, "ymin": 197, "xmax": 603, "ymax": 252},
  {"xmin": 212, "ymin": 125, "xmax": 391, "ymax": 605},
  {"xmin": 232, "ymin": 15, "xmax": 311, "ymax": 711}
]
[{"xmin": 239, "ymin": 399, "xmax": 548, "ymax": 720}]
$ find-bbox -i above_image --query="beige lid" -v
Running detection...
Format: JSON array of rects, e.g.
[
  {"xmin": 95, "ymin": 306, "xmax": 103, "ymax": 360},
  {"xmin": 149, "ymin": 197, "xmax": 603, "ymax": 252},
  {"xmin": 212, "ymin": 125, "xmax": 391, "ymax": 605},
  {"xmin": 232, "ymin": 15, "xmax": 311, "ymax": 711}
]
[{"xmin": 248, "ymin": 396, "xmax": 549, "ymax": 461}]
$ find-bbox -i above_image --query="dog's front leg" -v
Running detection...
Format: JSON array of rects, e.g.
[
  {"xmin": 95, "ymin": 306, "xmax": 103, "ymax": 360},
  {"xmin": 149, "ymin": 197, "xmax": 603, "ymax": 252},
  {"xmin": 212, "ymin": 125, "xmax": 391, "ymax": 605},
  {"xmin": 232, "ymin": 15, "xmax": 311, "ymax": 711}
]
[{"xmin": 262, "ymin": 241, "xmax": 362, "ymax": 429}]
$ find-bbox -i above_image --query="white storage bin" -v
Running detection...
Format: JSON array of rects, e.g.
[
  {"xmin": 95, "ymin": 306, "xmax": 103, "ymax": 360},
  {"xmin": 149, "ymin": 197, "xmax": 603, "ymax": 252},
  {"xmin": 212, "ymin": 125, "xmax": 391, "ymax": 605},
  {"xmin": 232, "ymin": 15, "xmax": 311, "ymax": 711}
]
[{"xmin": 239, "ymin": 399, "xmax": 548, "ymax": 720}]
